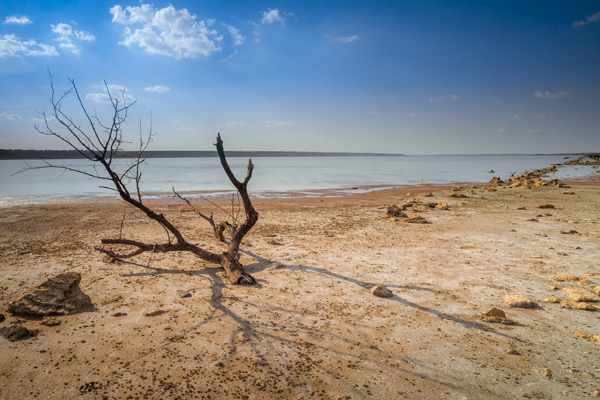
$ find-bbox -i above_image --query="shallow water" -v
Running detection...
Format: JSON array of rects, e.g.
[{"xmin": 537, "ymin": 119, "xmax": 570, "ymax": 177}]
[{"xmin": 0, "ymin": 154, "xmax": 595, "ymax": 204}]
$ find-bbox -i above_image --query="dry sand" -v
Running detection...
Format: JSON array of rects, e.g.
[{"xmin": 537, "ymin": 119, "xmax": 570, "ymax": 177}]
[{"xmin": 1, "ymin": 180, "xmax": 600, "ymax": 399}]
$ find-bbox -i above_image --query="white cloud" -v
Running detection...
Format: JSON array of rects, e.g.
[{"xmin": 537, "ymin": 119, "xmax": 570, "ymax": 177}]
[
  {"xmin": 4, "ymin": 16, "xmax": 32, "ymax": 25},
  {"xmin": 0, "ymin": 112, "xmax": 22, "ymax": 121},
  {"xmin": 448, "ymin": 95, "xmax": 460, "ymax": 100},
  {"xmin": 0, "ymin": 34, "xmax": 59, "ymax": 57},
  {"xmin": 428, "ymin": 98, "xmax": 439, "ymax": 102},
  {"xmin": 110, "ymin": 3, "xmax": 222, "ymax": 59},
  {"xmin": 333, "ymin": 35, "xmax": 359, "ymax": 43},
  {"xmin": 252, "ymin": 30, "xmax": 260, "ymax": 43},
  {"xmin": 409, "ymin": 113, "xmax": 416, "ymax": 117},
  {"xmin": 533, "ymin": 90, "xmax": 571, "ymax": 99},
  {"xmin": 225, "ymin": 121, "xmax": 244, "ymax": 126},
  {"xmin": 144, "ymin": 85, "xmax": 170, "ymax": 93},
  {"xmin": 32, "ymin": 115, "xmax": 56, "ymax": 122},
  {"xmin": 261, "ymin": 9, "xmax": 285, "ymax": 25},
  {"xmin": 225, "ymin": 24, "xmax": 245, "ymax": 46},
  {"xmin": 263, "ymin": 120, "xmax": 293, "ymax": 127},
  {"xmin": 51, "ymin": 22, "xmax": 95, "ymax": 55},
  {"xmin": 86, "ymin": 84, "xmax": 135, "ymax": 104},
  {"xmin": 573, "ymin": 11, "xmax": 600, "ymax": 27}
]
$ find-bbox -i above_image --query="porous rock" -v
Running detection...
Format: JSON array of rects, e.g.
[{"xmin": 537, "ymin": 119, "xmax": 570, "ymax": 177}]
[
  {"xmin": 560, "ymin": 300, "xmax": 597, "ymax": 311},
  {"xmin": 476, "ymin": 307, "xmax": 516, "ymax": 324},
  {"xmin": 371, "ymin": 284, "xmax": 393, "ymax": 298},
  {"xmin": 562, "ymin": 287, "xmax": 599, "ymax": 302},
  {"xmin": 536, "ymin": 204, "xmax": 555, "ymax": 209},
  {"xmin": 543, "ymin": 296, "xmax": 560, "ymax": 303},
  {"xmin": 8, "ymin": 272, "xmax": 93, "ymax": 316},
  {"xmin": 405, "ymin": 215, "xmax": 428, "ymax": 224},
  {"xmin": 500, "ymin": 295, "xmax": 535, "ymax": 308},
  {"xmin": 385, "ymin": 205, "xmax": 407, "ymax": 218},
  {"xmin": 435, "ymin": 203, "xmax": 449, "ymax": 210}
]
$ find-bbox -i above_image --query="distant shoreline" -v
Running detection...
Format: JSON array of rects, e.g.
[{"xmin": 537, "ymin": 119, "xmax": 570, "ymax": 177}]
[
  {"xmin": 1, "ymin": 149, "xmax": 596, "ymax": 160},
  {"xmin": 0, "ymin": 149, "xmax": 403, "ymax": 160}
]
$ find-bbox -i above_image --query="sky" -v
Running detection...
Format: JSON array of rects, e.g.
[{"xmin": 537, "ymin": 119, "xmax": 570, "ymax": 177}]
[{"xmin": 0, "ymin": 1, "xmax": 599, "ymax": 155}]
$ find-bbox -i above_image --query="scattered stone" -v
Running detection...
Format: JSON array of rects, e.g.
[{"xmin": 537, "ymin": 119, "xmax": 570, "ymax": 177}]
[
  {"xmin": 594, "ymin": 386, "xmax": 600, "ymax": 397},
  {"xmin": 112, "ymin": 312, "xmax": 127, "ymax": 317},
  {"xmin": 463, "ymin": 305, "xmax": 478, "ymax": 310},
  {"xmin": 8, "ymin": 272, "xmax": 94, "ymax": 316},
  {"xmin": 526, "ymin": 218, "xmax": 539, "ymax": 222},
  {"xmin": 500, "ymin": 295, "xmax": 536, "ymax": 308},
  {"xmin": 446, "ymin": 193, "xmax": 468, "ymax": 198},
  {"xmin": 418, "ymin": 192, "xmax": 433, "ymax": 197},
  {"xmin": 371, "ymin": 284, "xmax": 393, "ymax": 298},
  {"xmin": 143, "ymin": 309, "xmax": 174, "ymax": 317},
  {"xmin": 517, "ymin": 207, "xmax": 526, "ymax": 210},
  {"xmin": 435, "ymin": 202, "xmax": 449, "ymax": 210},
  {"xmin": 562, "ymin": 191, "xmax": 575, "ymax": 195},
  {"xmin": 562, "ymin": 287, "xmax": 599, "ymax": 302},
  {"xmin": 559, "ymin": 230, "xmax": 578, "ymax": 234},
  {"xmin": 543, "ymin": 296, "xmax": 560, "ymax": 303},
  {"xmin": 551, "ymin": 274, "xmax": 580, "ymax": 282},
  {"xmin": 506, "ymin": 348, "xmax": 521, "ymax": 355},
  {"xmin": 536, "ymin": 204, "xmax": 555, "ymax": 209},
  {"xmin": 405, "ymin": 193, "xmax": 414, "ymax": 197},
  {"xmin": 266, "ymin": 239, "xmax": 284, "ymax": 245},
  {"xmin": 451, "ymin": 186, "xmax": 463, "ymax": 191},
  {"xmin": 560, "ymin": 300, "xmax": 597, "ymax": 311},
  {"xmin": 176, "ymin": 290, "xmax": 192, "ymax": 299},
  {"xmin": 476, "ymin": 308, "xmax": 516, "ymax": 324},
  {"xmin": 538, "ymin": 368, "xmax": 553, "ymax": 379},
  {"xmin": 405, "ymin": 215, "xmax": 428, "ymax": 224},
  {"xmin": 0, "ymin": 325, "xmax": 36, "ymax": 341},
  {"xmin": 101, "ymin": 294, "xmax": 122, "ymax": 306},
  {"xmin": 41, "ymin": 316, "xmax": 61, "ymax": 326},
  {"xmin": 487, "ymin": 188, "xmax": 497, "ymax": 192},
  {"xmin": 548, "ymin": 285, "xmax": 560, "ymax": 290}
]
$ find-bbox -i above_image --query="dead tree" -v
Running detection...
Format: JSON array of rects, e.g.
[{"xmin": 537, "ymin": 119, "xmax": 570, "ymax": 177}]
[{"xmin": 23, "ymin": 76, "xmax": 258, "ymax": 284}]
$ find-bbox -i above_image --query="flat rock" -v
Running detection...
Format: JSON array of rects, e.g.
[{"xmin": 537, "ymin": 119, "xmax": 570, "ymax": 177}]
[
  {"xmin": 500, "ymin": 295, "xmax": 535, "ymax": 308},
  {"xmin": 560, "ymin": 300, "xmax": 597, "ymax": 311},
  {"xmin": 370, "ymin": 284, "xmax": 393, "ymax": 298},
  {"xmin": 405, "ymin": 215, "xmax": 428, "ymax": 224},
  {"xmin": 0, "ymin": 325, "xmax": 36, "ymax": 341},
  {"xmin": 563, "ymin": 287, "xmax": 599, "ymax": 302},
  {"xmin": 418, "ymin": 192, "xmax": 433, "ymax": 197},
  {"xmin": 543, "ymin": 296, "xmax": 560, "ymax": 303},
  {"xmin": 8, "ymin": 272, "xmax": 94, "ymax": 316},
  {"xmin": 559, "ymin": 230, "xmax": 578, "ymax": 234},
  {"xmin": 41, "ymin": 316, "xmax": 61, "ymax": 326}
]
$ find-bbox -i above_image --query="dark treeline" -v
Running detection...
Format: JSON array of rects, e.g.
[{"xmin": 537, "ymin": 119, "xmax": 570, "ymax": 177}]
[{"xmin": 0, "ymin": 149, "xmax": 401, "ymax": 160}]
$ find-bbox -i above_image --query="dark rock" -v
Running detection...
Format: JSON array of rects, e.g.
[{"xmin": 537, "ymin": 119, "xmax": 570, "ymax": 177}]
[
  {"xmin": 0, "ymin": 313, "xmax": 4, "ymax": 323},
  {"xmin": 0, "ymin": 325, "xmax": 36, "ymax": 341},
  {"xmin": 8, "ymin": 272, "xmax": 94, "ymax": 316}
]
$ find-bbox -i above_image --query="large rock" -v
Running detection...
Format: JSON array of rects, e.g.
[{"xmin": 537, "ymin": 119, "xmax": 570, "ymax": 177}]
[
  {"xmin": 8, "ymin": 272, "xmax": 94, "ymax": 316},
  {"xmin": 0, "ymin": 325, "xmax": 36, "ymax": 341},
  {"xmin": 563, "ymin": 287, "xmax": 599, "ymax": 303},
  {"xmin": 500, "ymin": 295, "xmax": 536, "ymax": 308}
]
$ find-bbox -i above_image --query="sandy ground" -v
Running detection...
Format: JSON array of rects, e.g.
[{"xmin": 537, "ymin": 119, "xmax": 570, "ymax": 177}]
[{"xmin": 0, "ymin": 179, "xmax": 599, "ymax": 400}]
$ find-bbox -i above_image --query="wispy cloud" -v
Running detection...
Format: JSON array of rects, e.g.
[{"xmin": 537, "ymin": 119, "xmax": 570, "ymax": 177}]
[
  {"xmin": 0, "ymin": 34, "xmax": 58, "ymax": 57},
  {"xmin": 225, "ymin": 121, "xmax": 244, "ymax": 127},
  {"xmin": 86, "ymin": 84, "xmax": 135, "ymax": 104},
  {"xmin": 261, "ymin": 9, "xmax": 286, "ymax": 26},
  {"xmin": 369, "ymin": 111, "xmax": 379, "ymax": 114},
  {"xmin": 263, "ymin": 120, "xmax": 293, "ymax": 127},
  {"xmin": 4, "ymin": 16, "xmax": 32, "ymax": 25},
  {"xmin": 573, "ymin": 11, "xmax": 600, "ymax": 27},
  {"xmin": 51, "ymin": 22, "xmax": 95, "ymax": 55},
  {"xmin": 332, "ymin": 35, "xmax": 359, "ymax": 43},
  {"xmin": 533, "ymin": 90, "xmax": 570, "ymax": 99},
  {"xmin": 409, "ymin": 113, "xmax": 416, "ymax": 117},
  {"xmin": 225, "ymin": 24, "xmax": 246, "ymax": 46},
  {"xmin": 0, "ymin": 112, "xmax": 23, "ymax": 121},
  {"xmin": 110, "ymin": 2, "xmax": 222, "ymax": 59},
  {"xmin": 514, "ymin": 114, "xmax": 522, "ymax": 120},
  {"xmin": 429, "ymin": 95, "xmax": 460, "ymax": 102},
  {"xmin": 144, "ymin": 85, "xmax": 170, "ymax": 93},
  {"xmin": 220, "ymin": 49, "xmax": 238, "ymax": 62}
]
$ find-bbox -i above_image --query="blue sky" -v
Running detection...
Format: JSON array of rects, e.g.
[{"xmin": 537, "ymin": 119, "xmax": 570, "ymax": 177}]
[{"xmin": 0, "ymin": 1, "xmax": 599, "ymax": 154}]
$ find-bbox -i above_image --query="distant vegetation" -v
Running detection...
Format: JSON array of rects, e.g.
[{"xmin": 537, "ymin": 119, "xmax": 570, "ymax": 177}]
[{"xmin": 0, "ymin": 149, "xmax": 402, "ymax": 160}]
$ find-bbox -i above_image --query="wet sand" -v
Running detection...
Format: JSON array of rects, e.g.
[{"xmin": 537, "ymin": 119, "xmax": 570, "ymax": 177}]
[{"xmin": 1, "ymin": 180, "xmax": 599, "ymax": 399}]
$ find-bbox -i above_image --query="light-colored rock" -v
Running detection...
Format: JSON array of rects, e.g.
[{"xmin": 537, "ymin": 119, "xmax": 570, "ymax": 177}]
[
  {"xmin": 594, "ymin": 286, "xmax": 600, "ymax": 295},
  {"xmin": 559, "ymin": 230, "xmax": 578, "ymax": 234},
  {"xmin": 371, "ymin": 284, "xmax": 393, "ymax": 298},
  {"xmin": 446, "ymin": 193, "xmax": 468, "ymax": 198},
  {"xmin": 560, "ymin": 300, "xmax": 597, "ymax": 311},
  {"xmin": 500, "ymin": 295, "xmax": 535, "ymax": 308},
  {"xmin": 41, "ymin": 316, "xmax": 61, "ymax": 326},
  {"xmin": 538, "ymin": 368, "xmax": 552, "ymax": 379},
  {"xmin": 435, "ymin": 202, "xmax": 449, "ymax": 210},
  {"xmin": 405, "ymin": 215, "xmax": 428, "ymax": 224},
  {"xmin": 418, "ymin": 192, "xmax": 433, "ymax": 197},
  {"xmin": 143, "ymin": 308, "xmax": 175, "ymax": 317},
  {"xmin": 8, "ymin": 272, "xmax": 93, "ymax": 316},
  {"xmin": 551, "ymin": 274, "xmax": 580, "ymax": 282},
  {"xmin": 543, "ymin": 296, "xmax": 560, "ymax": 303},
  {"xmin": 570, "ymin": 328, "xmax": 592, "ymax": 339},
  {"xmin": 101, "ymin": 294, "xmax": 122, "ymax": 306},
  {"xmin": 562, "ymin": 287, "xmax": 599, "ymax": 302},
  {"xmin": 476, "ymin": 307, "xmax": 516, "ymax": 325}
]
